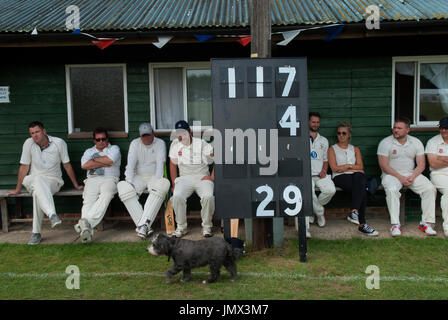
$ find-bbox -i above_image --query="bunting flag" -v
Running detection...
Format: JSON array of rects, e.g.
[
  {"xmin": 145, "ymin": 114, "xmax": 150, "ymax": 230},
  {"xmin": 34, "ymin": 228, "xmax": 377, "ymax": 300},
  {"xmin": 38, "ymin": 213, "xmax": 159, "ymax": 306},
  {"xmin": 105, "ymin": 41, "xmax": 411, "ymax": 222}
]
[
  {"xmin": 275, "ymin": 24, "xmax": 344, "ymax": 45},
  {"xmin": 31, "ymin": 27, "xmax": 38, "ymax": 35},
  {"xmin": 76, "ymin": 32, "xmax": 124, "ymax": 50},
  {"xmin": 91, "ymin": 39, "xmax": 117, "ymax": 50},
  {"xmin": 194, "ymin": 34, "xmax": 215, "ymax": 42},
  {"xmin": 153, "ymin": 36, "xmax": 173, "ymax": 49},
  {"xmin": 277, "ymin": 30, "xmax": 301, "ymax": 46},
  {"xmin": 324, "ymin": 24, "xmax": 344, "ymax": 42},
  {"xmin": 237, "ymin": 36, "xmax": 251, "ymax": 46}
]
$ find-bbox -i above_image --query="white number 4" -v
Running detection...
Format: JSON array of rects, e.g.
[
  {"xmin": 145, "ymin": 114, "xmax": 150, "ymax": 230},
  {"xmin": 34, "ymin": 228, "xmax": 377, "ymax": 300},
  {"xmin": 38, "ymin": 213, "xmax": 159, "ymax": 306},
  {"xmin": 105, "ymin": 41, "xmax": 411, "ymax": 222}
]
[{"xmin": 279, "ymin": 105, "xmax": 300, "ymax": 136}]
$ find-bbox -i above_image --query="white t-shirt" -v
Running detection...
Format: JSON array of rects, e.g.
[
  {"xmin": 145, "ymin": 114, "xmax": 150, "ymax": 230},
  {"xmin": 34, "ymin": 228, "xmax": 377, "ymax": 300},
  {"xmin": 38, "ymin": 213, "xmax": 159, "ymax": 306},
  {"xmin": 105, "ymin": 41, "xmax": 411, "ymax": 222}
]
[
  {"xmin": 310, "ymin": 133, "xmax": 329, "ymax": 176},
  {"xmin": 331, "ymin": 144, "xmax": 356, "ymax": 178},
  {"xmin": 20, "ymin": 135, "xmax": 70, "ymax": 178},
  {"xmin": 81, "ymin": 144, "xmax": 121, "ymax": 178},
  {"xmin": 425, "ymin": 134, "xmax": 448, "ymax": 174},
  {"xmin": 124, "ymin": 137, "xmax": 166, "ymax": 183},
  {"xmin": 377, "ymin": 134, "xmax": 424, "ymax": 175},
  {"xmin": 169, "ymin": 137, "xmax": 213, "ymax": 177}
]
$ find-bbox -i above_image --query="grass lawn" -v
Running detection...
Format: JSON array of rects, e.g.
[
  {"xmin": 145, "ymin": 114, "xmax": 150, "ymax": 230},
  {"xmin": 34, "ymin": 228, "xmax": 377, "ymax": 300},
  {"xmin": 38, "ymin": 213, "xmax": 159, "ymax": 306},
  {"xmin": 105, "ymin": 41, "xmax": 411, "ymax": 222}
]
[{"xmin": 0, "ymin": 237, "xmax": 447, "ymax": 300}]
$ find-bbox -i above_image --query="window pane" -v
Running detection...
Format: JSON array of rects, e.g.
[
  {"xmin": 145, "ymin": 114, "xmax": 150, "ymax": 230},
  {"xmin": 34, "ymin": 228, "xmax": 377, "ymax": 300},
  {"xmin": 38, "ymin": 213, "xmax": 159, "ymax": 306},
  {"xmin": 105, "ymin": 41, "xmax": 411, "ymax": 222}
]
[
  {"xmin": 420, "ymin": 63, "xmax": 448, "ymax": 122},
  {"xmin": 154, "ymin": 68, "xmax": 183, "ymax": 129},
  {"xmin": 395, "ymin": 62, "xmax": 415, "ymax": 122},
  {"xmin": 70, "ymin": 66, "xmax": 125, "ymax": 132},
  {"xmin": 187, "ymin": 69, "xmax": 212, "ymax": 127}
]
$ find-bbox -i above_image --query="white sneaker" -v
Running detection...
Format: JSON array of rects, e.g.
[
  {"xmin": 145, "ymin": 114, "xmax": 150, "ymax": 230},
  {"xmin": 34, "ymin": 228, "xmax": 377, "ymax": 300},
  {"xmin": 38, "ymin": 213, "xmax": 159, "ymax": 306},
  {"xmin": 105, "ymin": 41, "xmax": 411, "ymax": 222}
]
[
  {"xmin": 347, "ymin": 211, "xmax": 359, "ymax": 225},
  {"xmin": 309, "ymin": 215, "xmax": 315, "ymax": 224},
  {"xmin": 202, "ymin": 227, "xmax": 213, "ymax": 238},
  {"xmin": 172, "ymin": 228, "xmax": 188, "ymax": 238},
  {"xmin": 317, "ymin": 215, "xmax": 326, "ymax": 227},
  {"xmin": 136, "ymin": 224, "xmax": 150, "ymax": 239},
  {"xmin": 419, "ymin": 222, "xmax": 437, "ymax": 236},
  {"xmin": 390, "ymin": 225, "xmax": 402, "ymax": 237},
  {"xmin": 306, "ymin": 229, "xmax": 311, "ymax": 239}
]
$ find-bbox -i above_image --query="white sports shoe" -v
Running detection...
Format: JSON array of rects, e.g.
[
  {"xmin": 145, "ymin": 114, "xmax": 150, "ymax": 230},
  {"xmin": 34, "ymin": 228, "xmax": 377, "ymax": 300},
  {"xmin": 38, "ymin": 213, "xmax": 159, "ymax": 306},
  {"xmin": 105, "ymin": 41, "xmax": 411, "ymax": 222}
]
[
  {"xmin": 306, "ymin": 229, "xmax": 311, "ymax": 239},
  {"xmin": 202, "ymin": 227, "xmax": 213, "ymax": 238},
  {"xmin": 309, "ymin": 215, "xmax": 315, "ymax": 224},
  {"xmin": 419, "ymin": 222, "xmax": 437, "ymax": 236},
  {"xmin": 390, "ymin": 225, "xmax": 402, "ymax": 237},
  {"xmin": 172, "ymin": 228, "xmax": 188, "ymax": 238},
  {"xmin": 317, "ymin": 215, "xmax": 326, "ymax": 228}
]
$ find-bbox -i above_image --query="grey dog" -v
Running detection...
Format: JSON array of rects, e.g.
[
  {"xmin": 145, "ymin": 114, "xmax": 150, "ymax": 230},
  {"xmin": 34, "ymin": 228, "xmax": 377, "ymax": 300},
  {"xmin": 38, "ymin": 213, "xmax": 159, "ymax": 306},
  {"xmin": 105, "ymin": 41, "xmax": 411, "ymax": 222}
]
[{"xmin": 147, "ymin": 233, "xmax": 243, "ymax": 283}]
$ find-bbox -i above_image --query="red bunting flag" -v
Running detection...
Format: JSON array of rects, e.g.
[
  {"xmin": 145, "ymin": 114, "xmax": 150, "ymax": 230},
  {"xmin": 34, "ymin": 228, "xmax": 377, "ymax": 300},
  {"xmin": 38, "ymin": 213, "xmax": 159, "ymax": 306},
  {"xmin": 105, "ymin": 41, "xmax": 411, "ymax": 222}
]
[
  {"xmin": 237, "ymin": 36, "xmax": 251, "ymax": 46},
  {"xmin": 91, "ymin": 38, "xmax": 117, "ymax": 50}
]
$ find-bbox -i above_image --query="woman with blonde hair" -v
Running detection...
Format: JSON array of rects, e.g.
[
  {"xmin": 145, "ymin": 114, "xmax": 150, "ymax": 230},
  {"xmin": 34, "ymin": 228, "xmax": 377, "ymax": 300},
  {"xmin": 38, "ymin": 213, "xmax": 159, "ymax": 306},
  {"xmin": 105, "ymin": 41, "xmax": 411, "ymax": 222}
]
[{"xmin": 328, "ymin": 121, "xmax": 378, "ymax": 236}]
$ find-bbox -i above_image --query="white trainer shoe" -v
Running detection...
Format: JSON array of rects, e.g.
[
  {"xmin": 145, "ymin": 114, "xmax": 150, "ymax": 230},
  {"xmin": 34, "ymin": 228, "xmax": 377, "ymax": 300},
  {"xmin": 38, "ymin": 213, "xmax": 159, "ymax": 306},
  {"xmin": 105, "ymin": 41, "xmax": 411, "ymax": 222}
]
[
  {"xmin": 306, "ymin": 229, "xmax": 311, "ymax": 239},
  {"xmin": 309, "ymin": 215, "xmax": 315, "ymax": 224},
  {"xmin": 390, "ymin": 224, "xmax": 402, "ymax": 237},
  {"xmin": 172, "ymin": 228, "xmax": 188, "ymax": 238},
  {"xmin": 317, "ymin": 215, "xmax": 326, "ymax": 227},
  {"xmin": 202, "ymin": 227, "xmax": 213, "ymax": 238},
  {"xmin": 419, "ymin": 222, "xmax": 437, "ymax": 236}
]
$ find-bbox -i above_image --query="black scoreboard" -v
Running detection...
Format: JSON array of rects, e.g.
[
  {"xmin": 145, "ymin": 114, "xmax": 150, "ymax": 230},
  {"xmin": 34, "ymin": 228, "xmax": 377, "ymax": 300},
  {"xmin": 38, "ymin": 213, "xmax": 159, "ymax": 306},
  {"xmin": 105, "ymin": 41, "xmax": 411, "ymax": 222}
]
[{"xmin": 211, "ymin": 58, "xmax": 312, "ymax": 221}]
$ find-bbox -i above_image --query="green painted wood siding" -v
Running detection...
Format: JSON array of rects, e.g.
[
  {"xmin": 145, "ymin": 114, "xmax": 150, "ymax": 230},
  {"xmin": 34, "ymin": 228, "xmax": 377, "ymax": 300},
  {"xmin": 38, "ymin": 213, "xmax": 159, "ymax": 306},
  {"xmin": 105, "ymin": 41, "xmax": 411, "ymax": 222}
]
[{"xmin": 308, "ymin": 56, "xmax": 394, "ymax": 177}]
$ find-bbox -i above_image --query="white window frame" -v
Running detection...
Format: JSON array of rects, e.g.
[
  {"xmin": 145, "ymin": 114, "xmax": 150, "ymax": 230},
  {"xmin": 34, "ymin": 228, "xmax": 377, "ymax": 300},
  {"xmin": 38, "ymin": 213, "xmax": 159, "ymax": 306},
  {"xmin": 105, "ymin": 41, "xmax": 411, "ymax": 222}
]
[
  {"xmin": 392, "ymin": 55, "xmax": 448, "ymax": 128},
  {"xmin": 65, "ymin": 63, "xmax": 129, "ymax": 134},
  {"xmin": 149, "ymin": 61, "xmax": 212, "ymax": 132}
]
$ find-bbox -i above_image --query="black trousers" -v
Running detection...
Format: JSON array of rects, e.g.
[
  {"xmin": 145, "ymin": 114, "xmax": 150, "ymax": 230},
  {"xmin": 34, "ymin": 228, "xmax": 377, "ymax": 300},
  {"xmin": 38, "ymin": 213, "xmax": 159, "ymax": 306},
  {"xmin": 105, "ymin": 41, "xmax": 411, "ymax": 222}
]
[{"xmin": 332, "ymin": 172, "xmax": 367, "ymax": 225}]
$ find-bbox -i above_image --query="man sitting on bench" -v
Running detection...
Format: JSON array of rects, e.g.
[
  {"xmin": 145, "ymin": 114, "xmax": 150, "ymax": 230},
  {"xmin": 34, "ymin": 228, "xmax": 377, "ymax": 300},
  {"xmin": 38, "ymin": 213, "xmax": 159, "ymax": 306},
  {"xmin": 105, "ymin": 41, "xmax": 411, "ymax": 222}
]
[{"xmin": 8, "ymin": 121, "xmax": 83, "ymax": 245}]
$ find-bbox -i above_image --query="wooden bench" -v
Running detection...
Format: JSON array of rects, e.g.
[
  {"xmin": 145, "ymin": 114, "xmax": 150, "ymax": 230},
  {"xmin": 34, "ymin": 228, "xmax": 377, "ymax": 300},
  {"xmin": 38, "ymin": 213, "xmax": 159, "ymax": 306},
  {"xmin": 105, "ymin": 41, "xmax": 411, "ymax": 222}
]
[
  {"xmin": 315, "ymin": 185, "xmax": 407, "ymax": 226},
  {"xmin": 0, "ymin": 188, "xmax": 205, "ymax": 233}
]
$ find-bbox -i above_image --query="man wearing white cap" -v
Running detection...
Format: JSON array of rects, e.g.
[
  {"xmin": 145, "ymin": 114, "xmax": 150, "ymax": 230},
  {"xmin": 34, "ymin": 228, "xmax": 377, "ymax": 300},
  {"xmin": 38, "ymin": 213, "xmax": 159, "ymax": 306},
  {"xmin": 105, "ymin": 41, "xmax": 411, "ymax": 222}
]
[
  {"xmin": 75, "ymin": 127, "xmax": 121, "ymax": 243},
  {"xmin": 117, "ymin": 122, "xmax": 170, "ymax": 238},
  {"xmin": 8, "ymin": 121, "xmax": 83, "ymax": 245},
  {"xmin": 169, "ymin": 120, "xmax": 215, "ymax": 238},
  {"xmin": 377, "ymin": 116, "xmax": 437, "ymax": 237},
  {"xmin": 425, "ymin": 116, "xmax": 448, "ymax": 238}
]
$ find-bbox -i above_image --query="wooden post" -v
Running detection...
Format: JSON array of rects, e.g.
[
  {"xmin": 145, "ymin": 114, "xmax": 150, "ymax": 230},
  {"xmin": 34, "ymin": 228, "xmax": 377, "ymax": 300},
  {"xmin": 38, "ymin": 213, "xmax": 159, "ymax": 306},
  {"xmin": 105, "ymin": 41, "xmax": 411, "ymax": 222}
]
[{"xmin": 250, "ymin": 0, "xmax": 275, "ymax": 250}]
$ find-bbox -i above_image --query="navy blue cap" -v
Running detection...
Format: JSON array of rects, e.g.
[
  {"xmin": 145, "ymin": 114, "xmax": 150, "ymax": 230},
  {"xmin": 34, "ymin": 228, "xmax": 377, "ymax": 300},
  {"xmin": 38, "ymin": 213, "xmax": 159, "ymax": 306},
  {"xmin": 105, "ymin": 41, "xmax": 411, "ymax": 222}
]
[
  {"xmin": 175, "ymin": 120, "xmax": 190, "ymax": 130},
  {"xmin": 439, "ymin": 117, "xmax": 448, "ymax": 128}
]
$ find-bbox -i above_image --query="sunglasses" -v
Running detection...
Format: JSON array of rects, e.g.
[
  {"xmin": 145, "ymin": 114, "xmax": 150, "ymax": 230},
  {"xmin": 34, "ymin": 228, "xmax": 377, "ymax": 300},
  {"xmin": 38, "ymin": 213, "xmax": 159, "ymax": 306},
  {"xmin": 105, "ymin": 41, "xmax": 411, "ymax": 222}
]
[
  {"xmin": 337, "ymin": 132, "xmax": 348, "ymax": 136},
  {"xmin": 95, "ymin": 138, "xmax": 108, "ymax": 142},
  {"xmin": 440, "ymin": 127, "xmax": 448, "ymax": 130}
]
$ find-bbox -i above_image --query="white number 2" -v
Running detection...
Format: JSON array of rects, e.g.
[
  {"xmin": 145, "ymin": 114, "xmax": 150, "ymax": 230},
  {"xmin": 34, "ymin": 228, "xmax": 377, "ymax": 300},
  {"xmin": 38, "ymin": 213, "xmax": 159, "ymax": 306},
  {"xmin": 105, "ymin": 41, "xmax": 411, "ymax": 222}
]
[
  {"xmin": 255, "ymin": 185, "xmax": 274, "ymax": 217},
  {"xmin": 279, "ymin": 105, "xmax": 300, "ymax": 136},
  {"xmin": 278, "ymin": 67, "xmax": 296, "ymax": 97}
]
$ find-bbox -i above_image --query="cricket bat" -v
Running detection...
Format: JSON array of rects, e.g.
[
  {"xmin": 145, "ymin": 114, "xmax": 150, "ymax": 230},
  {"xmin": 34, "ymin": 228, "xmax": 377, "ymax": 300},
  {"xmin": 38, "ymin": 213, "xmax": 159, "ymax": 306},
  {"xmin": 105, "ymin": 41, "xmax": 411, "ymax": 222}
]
[
  {"xmin": 230, "ymin": 219, "xmax": 239, "ymax": 238},
  {"xmin": 164, "ymin": 200, "xmax": 176, "ymax": 235}
]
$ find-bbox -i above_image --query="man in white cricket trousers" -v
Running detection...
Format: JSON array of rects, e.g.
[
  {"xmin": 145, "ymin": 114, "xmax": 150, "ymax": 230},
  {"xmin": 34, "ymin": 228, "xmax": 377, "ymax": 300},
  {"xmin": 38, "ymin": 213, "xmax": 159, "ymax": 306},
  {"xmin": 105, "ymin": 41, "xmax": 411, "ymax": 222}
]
[
  {"xmin": 425, "ymin": 116, "xmax": 448, "ymax": 238},
  {"xmin": 117, "ymin": 122, "xmax": 170, "ymax": 238},
  {"xmin": 8, "ymin": 121, "xmax": 83, "ymax": 245},
  {"xmin": 169, "ymin": 120, "xmax": 215, "ymax": 238},
  {"xmin": 74, "ymin": 127, "xmax": 121, "ymax": 243},
  {"xmin": 302, "ymin": 112, "xmax": 336, "ymax": 238},
  {"xmin": 377, "ymin": 116, "xmax": 437, "ymax": 237}
]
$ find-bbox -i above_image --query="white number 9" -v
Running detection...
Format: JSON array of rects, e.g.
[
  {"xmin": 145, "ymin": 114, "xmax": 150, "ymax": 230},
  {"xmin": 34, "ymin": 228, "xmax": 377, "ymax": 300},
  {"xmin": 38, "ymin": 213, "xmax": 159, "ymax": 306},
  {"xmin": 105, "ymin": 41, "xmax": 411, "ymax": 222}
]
[{"xmin": 283, "ymin": 185, "xmax": 302, "ymax": 216}]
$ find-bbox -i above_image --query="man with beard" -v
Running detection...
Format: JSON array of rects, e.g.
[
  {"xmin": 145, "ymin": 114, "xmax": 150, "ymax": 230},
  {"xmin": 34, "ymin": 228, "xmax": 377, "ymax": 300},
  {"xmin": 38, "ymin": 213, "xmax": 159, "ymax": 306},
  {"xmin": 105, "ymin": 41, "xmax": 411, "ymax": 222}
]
[
  {"xmin": 377, "ymin": 116, "xmax": 436, "ymax": 237},
  {"xmin": 301, "ymin": 112, "xmax": 336, "ymax": 238}
]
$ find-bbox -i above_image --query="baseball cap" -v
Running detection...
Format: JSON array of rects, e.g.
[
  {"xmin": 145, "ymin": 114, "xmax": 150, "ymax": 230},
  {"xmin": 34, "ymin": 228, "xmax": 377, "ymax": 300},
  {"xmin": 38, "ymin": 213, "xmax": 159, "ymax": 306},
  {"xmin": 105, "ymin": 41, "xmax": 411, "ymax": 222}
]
[
  {"xmin": 139, "ymin": 122, "xmax": 153, "ymax": 136},
  {"xmin": 439, "ymin": 117, "xmax": 448, "ymax": 129},
  {"xmin": 175, "ymin": 120, "xmax": 190, "ymax": 131}
]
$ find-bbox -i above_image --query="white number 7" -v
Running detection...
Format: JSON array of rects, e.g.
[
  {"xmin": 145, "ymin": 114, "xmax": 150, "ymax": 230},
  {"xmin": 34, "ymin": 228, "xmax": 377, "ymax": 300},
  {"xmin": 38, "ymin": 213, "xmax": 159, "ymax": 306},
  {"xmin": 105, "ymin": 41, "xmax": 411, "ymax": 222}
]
[{"xmin": 278, "ymin": 67, "xmax": 296, "ymax": 97}]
